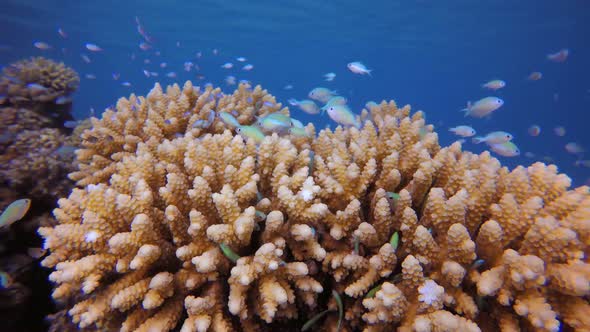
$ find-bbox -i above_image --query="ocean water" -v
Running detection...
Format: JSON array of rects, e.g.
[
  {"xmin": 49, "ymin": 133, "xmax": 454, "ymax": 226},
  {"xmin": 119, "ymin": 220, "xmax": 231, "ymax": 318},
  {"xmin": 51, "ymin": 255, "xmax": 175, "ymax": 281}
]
[{"xmin": 1, "ymin": 0, "xmax": 589, "ymax": 186}]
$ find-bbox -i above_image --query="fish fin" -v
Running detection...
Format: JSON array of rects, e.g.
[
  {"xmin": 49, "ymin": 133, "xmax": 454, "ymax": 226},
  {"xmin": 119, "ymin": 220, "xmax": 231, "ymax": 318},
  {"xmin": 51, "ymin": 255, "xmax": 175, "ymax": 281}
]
[
  {"xmin": 472, "ymin": 137, "xmax": 484, "ymax": 144},
  {"xmin": 461, "ymin": 101, "xmax": 471, "ymax": 117}
]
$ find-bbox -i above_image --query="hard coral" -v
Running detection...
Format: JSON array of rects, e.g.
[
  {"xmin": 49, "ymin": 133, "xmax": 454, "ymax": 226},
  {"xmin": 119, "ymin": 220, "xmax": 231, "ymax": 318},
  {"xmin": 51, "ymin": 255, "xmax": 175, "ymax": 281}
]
[
  {"xmin": 0, "ymin": 57, "xmax": 79, "ymax": 106},
  {"xmin": 40, "ymin": 82, "xmax": 590, "ymax": 331},
  {"xmin": 0, "ymin": 127, "xmax": 77, "ymax": 202}
]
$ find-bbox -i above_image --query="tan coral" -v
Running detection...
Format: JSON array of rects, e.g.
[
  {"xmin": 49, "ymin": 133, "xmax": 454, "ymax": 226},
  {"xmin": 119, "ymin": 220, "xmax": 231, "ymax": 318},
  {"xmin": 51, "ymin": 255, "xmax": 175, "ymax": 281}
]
[
  {"xmin": 0, "ymin": 57, "xmax": 79, "ymax": 105},
  {"xmin": 39, "ymin": 81, "xmax": 590, "ymax": 331}
]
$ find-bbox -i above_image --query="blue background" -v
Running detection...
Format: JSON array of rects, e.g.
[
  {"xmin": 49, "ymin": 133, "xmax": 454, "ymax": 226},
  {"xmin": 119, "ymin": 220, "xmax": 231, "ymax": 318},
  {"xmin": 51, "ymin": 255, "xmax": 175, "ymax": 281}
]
[{"xmin": 1, "ymin": 0, "xmax": 588, "ymax": 185}]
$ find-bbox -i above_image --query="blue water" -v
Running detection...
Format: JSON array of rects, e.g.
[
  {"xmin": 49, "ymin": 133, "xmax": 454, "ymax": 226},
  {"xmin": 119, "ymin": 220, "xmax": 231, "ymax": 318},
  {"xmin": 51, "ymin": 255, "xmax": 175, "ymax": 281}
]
[{"xmin": 1, "ymin": 0, "xmax": 589, "ymax": 185}]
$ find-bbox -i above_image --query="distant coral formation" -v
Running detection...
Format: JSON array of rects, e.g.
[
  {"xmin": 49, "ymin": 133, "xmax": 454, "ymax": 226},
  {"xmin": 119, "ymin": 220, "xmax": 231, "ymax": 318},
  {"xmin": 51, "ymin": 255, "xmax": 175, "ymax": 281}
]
[
  {"xmin": 0, "ymin": 56, "xmax": 79, "ymax": 106},
  {"xmin": 40, "ymin": 82, "xmax": 589, "ymax": 331},
  {"xmin": 0, "ymin": 57, "xmax": 80, "ymax": 204},
  {"xmin": 0, "ymin": 57, "xmax": 81, "ymax": 331}
]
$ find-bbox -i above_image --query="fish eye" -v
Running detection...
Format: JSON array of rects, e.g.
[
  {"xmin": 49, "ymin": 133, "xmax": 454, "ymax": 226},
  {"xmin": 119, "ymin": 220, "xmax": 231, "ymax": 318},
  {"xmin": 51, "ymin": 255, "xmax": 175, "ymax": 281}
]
[{"xmin": 236, "ymin": 128, "xmax": 241, "ymax": 132}]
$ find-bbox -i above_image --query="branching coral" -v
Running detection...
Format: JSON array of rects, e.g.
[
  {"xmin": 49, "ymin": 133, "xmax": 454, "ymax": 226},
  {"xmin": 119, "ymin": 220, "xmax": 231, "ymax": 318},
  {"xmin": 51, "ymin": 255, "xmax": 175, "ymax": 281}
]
[
  {"xmin": 40, "ymin": 82, "xmax": 590, "ymax": 331},
  {"xmin": 0, "ymin": 57, "xmax": 79, "ymax": 106},
  {"xmin": 0, "ymin": 127, "xmax": 77, "ymax": 202}
]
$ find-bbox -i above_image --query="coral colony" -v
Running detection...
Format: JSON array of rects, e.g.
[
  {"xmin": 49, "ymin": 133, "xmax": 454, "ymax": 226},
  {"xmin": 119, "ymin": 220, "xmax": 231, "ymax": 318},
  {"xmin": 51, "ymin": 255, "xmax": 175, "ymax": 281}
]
[{"xmin": 36, "ymin": 81, "xmax": 589, "ymax": 331}]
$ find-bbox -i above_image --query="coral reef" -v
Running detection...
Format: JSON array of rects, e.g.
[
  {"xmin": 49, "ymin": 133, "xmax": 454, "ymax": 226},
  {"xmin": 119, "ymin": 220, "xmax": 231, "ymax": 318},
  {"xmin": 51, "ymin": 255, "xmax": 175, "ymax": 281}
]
[
  {"xmin": 0, "ymin": 126, "xmax": 77, "ymax": 202},
  {"xmin": 0, "ymin": 57, "xmax": 79, "ymax": 106},
  {"xmin": 0, "ymin": 57, "xmax": 81, "ymax": 204},
  {"xmin": 40, "ymin": 82, "xmax": 589, "ymax": 331},
  {"xmin": 0, "ymin": 57, "xmax": 81, "ymax": 331}
]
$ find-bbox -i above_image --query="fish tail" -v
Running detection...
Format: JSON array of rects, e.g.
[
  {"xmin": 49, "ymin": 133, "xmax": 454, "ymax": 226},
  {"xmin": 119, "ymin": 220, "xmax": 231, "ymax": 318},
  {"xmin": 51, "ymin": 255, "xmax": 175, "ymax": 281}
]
[
  {"xmin": 461, "ymin": 101, "xmax": 471, "ymax": 117},
  {"xmin": 472, "ymin": 137, "xmax": 484, "ymax": 144},
  {"xmin": 367, "ymin": 70, "xmax": 373, "ymax": 77}
]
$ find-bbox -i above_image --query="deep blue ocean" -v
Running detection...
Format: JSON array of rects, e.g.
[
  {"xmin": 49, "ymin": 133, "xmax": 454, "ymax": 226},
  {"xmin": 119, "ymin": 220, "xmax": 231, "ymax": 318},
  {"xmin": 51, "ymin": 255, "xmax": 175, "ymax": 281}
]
[{"xmin": 1, "ymin": 0, "xmax": 589, "ymax": 186}]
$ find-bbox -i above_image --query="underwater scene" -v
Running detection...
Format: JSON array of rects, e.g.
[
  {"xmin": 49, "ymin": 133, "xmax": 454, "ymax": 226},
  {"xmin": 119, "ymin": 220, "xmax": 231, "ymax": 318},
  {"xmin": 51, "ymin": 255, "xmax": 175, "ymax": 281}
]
[{"xmin": 0, "ymin": 1, "xmax": 589, "ymax": 331}]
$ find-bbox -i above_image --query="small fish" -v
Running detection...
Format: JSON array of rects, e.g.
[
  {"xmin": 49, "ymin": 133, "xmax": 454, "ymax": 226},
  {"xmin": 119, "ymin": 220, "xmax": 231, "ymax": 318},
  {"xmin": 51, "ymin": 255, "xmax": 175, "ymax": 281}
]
[
  {"xmin": 289, "ymin": 127, "xmax": 310, "ymax": 137},
  {"xmin": 574, "ymin": 160, "xmax": 590, "ymax": 168},
  {"xmin": 309, "ymin": 87, "xmax": 337, "ymax": 103},
  {"xmin": 33, "ymin": 41, "xmax": 51, "ymax": 50},
  {"xmin": 143, "ymin": 69, "xmax": 150, "ymax": 77},
  {"xmin": 213, "ymin": 48, "xmax": 219, "ymax": 55},
  {"xmin": 481, "ymin": 79, "xmax": 506, "ymax": 91},
  {"xmin": 160, "ymin": 62, "xmax": 167, "ymax": 68},
  {"xmin": 547, "ymin": 49, "xmax": 569, "ymax": 62},
  {"xmin": 326, "ymin": 104, "xmax": 360, "ymax": 128},
  {"xmin": 236, "ymin": 125, "xmax": 265, "ymax": 144},
  {"xmin": 554, "ymin": 126, "xmax": 566, "ymax": 137},
  {"xmin": 527, "ymin": 71, "xmax": 543, "ymax": 81},
  {"xmin": 283, "ymin": 84, "xmax": 294, "ymax": 90},
  {"xmin": 55, "ymin": 96, "xmax": 72, "ymax": 105},
  {"xmin": 0, "ymin": 271, "xmax": 13, "ymax": 289},
  {"xmin": 289, "ymin": 99, "xmax": 320, "ymax": 115},
  {"xmin": 472, "ymin": 131, "xmax": 513, "ymax": 144},
  {"xmin": 80, "ymin": 54, "xmax": 91, "ymax": 63},
  {"xmin": 242, "ymin": 64, "xmax": 254, "ymax": 71},
  {"xmin": 528, "ymin": 125, "xmax": 541, "ymax": 137},
  {"xmin": 257, "ymin": 113, "xmax": 291, "ymax": 133},
  {"xmin": 207, "ymin": 110, "xmax": 216, "ymax": 124},
  {"xmin": 225, "ymin": 75, "xmax": 236, "ymax": 85},
  {"xmin": 347, "ymin": 61, "xmax": 372, "ymax": 76},
  {"xmin": 218, "ymin": 112, "xmax": 240, "ymax": 128},
  {"xmin": 184, "ymin": 61, "xmax": 194, "ymax": 72},
  {"xmin": 139, "ymin": 42, "xmax": 151, "ymax": 51},
  {"xmin": 236, "ymin": 56, "xmax": 247, "ymax": 62},
  {"xmin": 461, "ymin": 97, "xmax": 504, "ymax": 118},
  {"xmin": 57, "ymin": 28, "xmax": 67, "ymax": 38},
  {"xmin": 221, "ymin": 62, "xmax": 233, "ymax": 69},
  {"xmin": 26, "ymin": 83, "xmax": 48, "ymax": 94},
  {"xmin": 323, "ymin": 72, "xmax": 336, "ymax": 81},
  {"xmin": 63, "ymin": 120, "xmax": 79, "ymax": 128},
  {"xmin": 85, "ymin": 73, "xmax": 96, "ymax": 79},
  {"xmin": 192, "ymin": 120, "xmax": 207, "ymax": 128},
  {"xmin": 291, "ymin": 118, "xmax": 304, "ymax": 128},
  {"xmin": 196, "ymin": 51, "xmax": 202, "ymax": 58},
  {"xmin": 449, "ymin": 125, "xmax": 476, "ymax": 137},
  {"xmin": 176, "ymin": 41, "xmax": 181, "ymax": 47},
  {"xmin": 121, "ymin": 81, "xmax": 132, "ymax": 87},
  {"xmin": 0, "ymin": 199, "xmax": 31, "ymax": 229},
  {"xmin": 321, "ymin": 96, "xmax": 347, "ymax": 111},
  {"xmin": 85, "ymin": 43, "xmax": 103, "ymax": 52},
  {"xmin": 144, "ymin": 59, "xmax": 151, "ymax": 64},
  {"xmin": 112, "ymin": 72, "xmax": 120, "ymax": 80},
  {"xmin": 150, "ymin": 71, "xmax": 159, "ymax": 77},
  {"xmin": 166, "ymin": 71, "xmax": 177, "ymax": 78},
  {"xmin": 565, "ymin": 142, "xmax": 584, "ymax": 155},
  {"xmin": 489, "ymin": 141, "xmax": 520, "ymax": 157}
]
